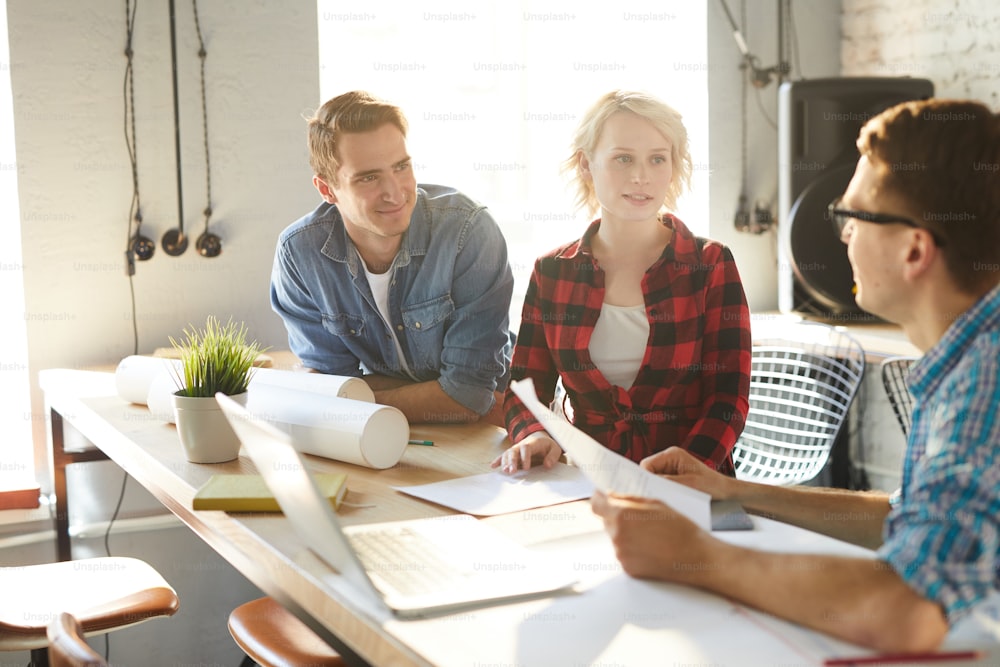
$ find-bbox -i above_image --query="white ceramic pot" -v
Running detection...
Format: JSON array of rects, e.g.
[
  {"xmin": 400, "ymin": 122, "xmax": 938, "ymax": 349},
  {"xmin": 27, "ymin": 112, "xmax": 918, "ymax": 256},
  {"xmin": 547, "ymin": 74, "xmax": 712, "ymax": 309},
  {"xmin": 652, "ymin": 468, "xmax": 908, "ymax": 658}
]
[{"xmin": 172, "ymin": 391, "xmax": 248, "ymax": 463}]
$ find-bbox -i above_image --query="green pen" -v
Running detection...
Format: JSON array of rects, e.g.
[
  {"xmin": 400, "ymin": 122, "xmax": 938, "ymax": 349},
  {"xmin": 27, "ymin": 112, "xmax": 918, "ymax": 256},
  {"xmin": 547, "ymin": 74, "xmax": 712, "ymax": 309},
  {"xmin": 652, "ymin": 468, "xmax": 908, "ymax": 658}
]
[{"xmin": 407, "ymin": 439, "xmax": 434, "ymax": 446}]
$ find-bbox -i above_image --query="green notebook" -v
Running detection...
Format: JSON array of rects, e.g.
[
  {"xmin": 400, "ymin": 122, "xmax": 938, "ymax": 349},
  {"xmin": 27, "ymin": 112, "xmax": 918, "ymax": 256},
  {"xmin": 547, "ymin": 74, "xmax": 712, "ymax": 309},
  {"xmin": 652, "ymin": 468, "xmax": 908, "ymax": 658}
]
[{"xmin": 193, "ymin": 473, "xmax": 347, "ymax": 512}]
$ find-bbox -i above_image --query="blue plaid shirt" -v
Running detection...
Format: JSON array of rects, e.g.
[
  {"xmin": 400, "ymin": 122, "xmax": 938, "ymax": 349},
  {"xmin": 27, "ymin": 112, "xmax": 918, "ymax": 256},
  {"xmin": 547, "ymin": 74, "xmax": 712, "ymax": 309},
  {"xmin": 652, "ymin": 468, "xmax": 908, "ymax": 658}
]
[{"xmin": 878, "ymin": 282, "xmax": 1000, "ymax": 623}]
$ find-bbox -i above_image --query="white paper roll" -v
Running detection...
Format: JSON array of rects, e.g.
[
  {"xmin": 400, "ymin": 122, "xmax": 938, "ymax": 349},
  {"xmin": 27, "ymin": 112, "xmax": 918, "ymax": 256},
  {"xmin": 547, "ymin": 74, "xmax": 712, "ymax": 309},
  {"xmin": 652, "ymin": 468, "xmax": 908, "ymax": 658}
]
[
  {"xmin": 247, "ymin": 383, "xmax": 408, "ymax": 469},
  {"xmin": 147, "ymin": 372, "xmax": 180, "ymax": 423},
  {"xmin": 249, "ymin": 367, "xmax": 374, "ymax": 403},
  {"xmin": 115, "ymin": 355, "xmax": 182, "ymax": 405}
]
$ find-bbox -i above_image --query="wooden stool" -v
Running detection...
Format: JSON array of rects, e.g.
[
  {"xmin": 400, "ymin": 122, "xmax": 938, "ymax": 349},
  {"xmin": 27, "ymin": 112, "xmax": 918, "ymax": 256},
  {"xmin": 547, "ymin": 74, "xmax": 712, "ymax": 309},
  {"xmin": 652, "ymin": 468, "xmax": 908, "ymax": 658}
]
[
  {"xmin": 228, "ymin": 597, "xmax": 344, "ymax": 667},
  {"xmin": 47, "ymin": 613, "xmax": 109, "ymax": 667},
  {"xmin": 0, "ymin": 557, "xmax": 179, "ymax": 667}
]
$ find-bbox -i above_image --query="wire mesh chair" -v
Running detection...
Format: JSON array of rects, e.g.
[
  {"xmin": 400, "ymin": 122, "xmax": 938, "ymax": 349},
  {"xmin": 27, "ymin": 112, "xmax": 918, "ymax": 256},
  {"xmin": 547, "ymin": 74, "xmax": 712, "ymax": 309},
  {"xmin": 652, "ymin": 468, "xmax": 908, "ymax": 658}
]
[
  {"xmin": 880, "ymin": 355, "xmax": 918, "ymax": 437},
  {"xmin": 733, "ymin": 321, "xmax": 866, "ymax": 486}
]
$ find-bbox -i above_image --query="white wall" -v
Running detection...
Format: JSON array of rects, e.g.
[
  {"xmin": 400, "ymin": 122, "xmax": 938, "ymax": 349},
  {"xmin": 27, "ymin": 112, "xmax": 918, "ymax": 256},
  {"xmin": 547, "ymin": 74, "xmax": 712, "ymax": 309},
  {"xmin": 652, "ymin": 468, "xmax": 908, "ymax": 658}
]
[
  {"xmin": 7, "ymin": 0, "xmax": 320, "ymax": 478},
  {"xmin": 0, "ymin": 0, "xmax": 33, "ymax": 486}
]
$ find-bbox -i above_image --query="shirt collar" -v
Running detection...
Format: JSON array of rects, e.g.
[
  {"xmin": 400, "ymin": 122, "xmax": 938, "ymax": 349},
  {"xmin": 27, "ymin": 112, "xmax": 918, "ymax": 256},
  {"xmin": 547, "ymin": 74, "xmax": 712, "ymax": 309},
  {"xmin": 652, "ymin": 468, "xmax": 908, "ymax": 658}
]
[
  {"xmin": 554, "ymin": 214, "xmax": 700, "ymax": 263},
  {"xmin": 908, "ymin": 281, "xmax": 1000, "ymax": 399}
]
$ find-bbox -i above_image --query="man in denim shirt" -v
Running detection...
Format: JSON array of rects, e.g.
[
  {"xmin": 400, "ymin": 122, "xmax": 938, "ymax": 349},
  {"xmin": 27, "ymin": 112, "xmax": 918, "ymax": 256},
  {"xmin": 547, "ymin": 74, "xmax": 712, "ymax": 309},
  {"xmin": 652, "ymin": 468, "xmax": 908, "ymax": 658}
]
[
  {"xmin": 591, "ymin": 98, "xmax": 1000, "ymax": 652},
  {"xmin": 271, "ymin": 91, "xmax": 514, "ymax": 425}
]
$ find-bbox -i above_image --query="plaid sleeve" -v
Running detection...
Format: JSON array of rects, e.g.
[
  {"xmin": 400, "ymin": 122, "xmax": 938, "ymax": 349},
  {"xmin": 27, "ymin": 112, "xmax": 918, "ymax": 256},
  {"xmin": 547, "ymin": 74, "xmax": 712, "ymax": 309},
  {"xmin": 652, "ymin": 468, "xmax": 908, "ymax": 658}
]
[
  {"xmin": 877, "ymin": 340, "xmax": 1000, "ymax": 622},
  {"xmin": 504, "ymin": 260, "xmax": 561, "ymax": 443},
  {"xmin": 678, "ymin": 244, "xmax": 751, "ymax": 469}
]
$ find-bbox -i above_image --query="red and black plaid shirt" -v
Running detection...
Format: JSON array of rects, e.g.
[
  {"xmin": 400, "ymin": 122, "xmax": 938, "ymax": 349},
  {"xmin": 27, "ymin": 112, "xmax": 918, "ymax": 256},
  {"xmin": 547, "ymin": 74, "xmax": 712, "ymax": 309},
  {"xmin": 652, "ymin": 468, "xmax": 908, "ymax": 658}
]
[{"xmin": 504, "ymin": 215, "xmax": 751, "ymax": 475}]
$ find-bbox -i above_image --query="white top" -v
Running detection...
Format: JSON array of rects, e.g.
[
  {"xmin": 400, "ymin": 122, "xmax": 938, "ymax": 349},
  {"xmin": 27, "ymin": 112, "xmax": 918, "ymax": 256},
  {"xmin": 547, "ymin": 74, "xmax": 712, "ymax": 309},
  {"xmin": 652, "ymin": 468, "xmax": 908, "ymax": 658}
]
[
  {"xmin": 361, "ymin": 259, "xmax": 411, "ymax": 376},
  {"xmin": 587, "ymin": 303, "xmax": 649, "ymax": 389}
]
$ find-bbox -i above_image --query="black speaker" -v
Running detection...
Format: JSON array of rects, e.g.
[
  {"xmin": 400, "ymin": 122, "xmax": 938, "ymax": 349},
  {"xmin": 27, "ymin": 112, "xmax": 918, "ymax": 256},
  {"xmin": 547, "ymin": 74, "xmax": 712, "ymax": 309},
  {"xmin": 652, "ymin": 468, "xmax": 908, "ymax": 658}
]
[{"xmin": 777, "ymin": 77, "xmax": 934, "ymax": 317}]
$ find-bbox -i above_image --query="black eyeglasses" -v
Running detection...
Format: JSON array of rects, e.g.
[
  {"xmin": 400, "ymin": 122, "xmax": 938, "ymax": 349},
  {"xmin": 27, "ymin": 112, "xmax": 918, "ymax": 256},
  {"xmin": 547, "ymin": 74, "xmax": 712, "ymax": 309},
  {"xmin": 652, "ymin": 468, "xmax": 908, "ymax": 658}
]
[{"xmin": 827, "ymin": 197, "xmax": 944, "ymax": 246}]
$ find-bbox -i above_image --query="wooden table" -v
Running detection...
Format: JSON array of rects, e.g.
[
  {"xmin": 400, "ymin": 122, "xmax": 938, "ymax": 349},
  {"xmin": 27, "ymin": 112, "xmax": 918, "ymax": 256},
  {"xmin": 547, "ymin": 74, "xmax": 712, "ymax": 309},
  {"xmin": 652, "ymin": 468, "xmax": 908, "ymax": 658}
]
[
  {"xmin": 40, "ymin": 368, "xmax": 994, "ymax": 667},
  {"xmin": 40, "ymin": 367, "xmax": 513, "ymax": 666}
]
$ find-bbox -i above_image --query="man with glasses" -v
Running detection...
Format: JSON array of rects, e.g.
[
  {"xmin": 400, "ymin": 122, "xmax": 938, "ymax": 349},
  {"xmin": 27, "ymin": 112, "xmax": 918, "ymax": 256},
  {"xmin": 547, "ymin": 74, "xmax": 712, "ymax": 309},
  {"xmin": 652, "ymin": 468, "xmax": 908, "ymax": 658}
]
[{"xmin": 592, "ymin": 98, "xmax": 1000, "ymax": 652}]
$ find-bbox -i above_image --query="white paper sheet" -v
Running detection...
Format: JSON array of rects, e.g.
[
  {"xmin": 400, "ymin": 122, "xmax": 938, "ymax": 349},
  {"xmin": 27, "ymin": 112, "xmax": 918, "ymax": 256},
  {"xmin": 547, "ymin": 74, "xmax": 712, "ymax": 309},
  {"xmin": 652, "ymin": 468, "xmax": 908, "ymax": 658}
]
[
  {"xmin": 393, "ymin": 462, "xmax": 595, "ymax": 516},
  {"xmin": 509, "ymin": 378, "xmax": 711, "ymax": 530}
]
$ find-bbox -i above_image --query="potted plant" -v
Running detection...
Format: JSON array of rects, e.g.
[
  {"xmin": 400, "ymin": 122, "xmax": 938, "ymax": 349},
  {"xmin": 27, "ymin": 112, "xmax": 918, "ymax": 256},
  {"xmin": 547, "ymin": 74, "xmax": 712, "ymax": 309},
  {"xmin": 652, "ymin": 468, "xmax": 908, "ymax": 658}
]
[{"xmin": 169, "ymin": 316, "xmax": 266, "ymax": 463}]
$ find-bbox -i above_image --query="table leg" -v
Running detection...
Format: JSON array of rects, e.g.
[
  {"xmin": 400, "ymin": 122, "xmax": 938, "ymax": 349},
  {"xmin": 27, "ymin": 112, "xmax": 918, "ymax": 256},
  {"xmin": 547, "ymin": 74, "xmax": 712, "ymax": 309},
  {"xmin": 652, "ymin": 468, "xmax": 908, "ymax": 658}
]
[
  {"xmin": 50, "ymin": 408, "xmax": 72, "ymax": 562},
  {"xmin": 47, "ymin": 407, "xmax": 110, "ymax": 562}
]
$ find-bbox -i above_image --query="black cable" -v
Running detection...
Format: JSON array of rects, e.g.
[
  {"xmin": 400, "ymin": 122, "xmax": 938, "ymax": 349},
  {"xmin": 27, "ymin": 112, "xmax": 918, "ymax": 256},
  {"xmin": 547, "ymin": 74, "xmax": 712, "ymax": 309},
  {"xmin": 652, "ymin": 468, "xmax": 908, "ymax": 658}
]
[
  {"xmin": 103, "ymin": 472, "xmax": 129, "ymax": 557},
  {"xmin": 192, "ymin": 0, "xmax": 213, "ymax": 236},
  {"xmin": 777, "ymin": 0, "xmax": 785, "ymax": 84},
  {"xmin": 753, "ymin": 87, "xmax": 778, "ymax": 130},
  {"xmin": 168, "ymin": 0, "xmax": 185, "ymax": 239},
  {"xmin": 102, "ymin": 470, "xmax": 129, "ymax": 661},
  {"xmin": 128, "ymin": 270, "xmax": 139, "ymax": 356},
  {"xmin": 740, "ymin": 0, "xmax": 748, "ymax": 195},
  {"xmin": 109, "ymin": 7, "xmax": 139, "ymax": 657},
  {"xmin": 787, "ymin": 0, "xmax": 803, "ymax": 78},
  {"xmin": 124, "ymin": 0, "xmax": 140, "ymax": 354}
]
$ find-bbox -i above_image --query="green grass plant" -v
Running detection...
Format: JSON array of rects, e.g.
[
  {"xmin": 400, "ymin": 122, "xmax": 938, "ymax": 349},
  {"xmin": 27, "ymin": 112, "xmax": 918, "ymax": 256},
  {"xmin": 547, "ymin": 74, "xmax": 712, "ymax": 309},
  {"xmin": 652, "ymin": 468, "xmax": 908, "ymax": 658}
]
[{"xmin": 169, "ymin": 316, "xmax": 267, "ymax": 397}]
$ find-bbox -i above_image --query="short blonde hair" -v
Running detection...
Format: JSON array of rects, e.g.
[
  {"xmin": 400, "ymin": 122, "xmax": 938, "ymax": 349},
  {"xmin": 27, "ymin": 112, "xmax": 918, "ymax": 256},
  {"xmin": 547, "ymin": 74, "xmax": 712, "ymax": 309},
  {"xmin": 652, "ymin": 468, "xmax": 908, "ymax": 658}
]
[
  {"xmin": 563, "ymin": 90, "xmax": 693, "ymax": 216},
  {"xmin": 307, "ymin": 91, "xmax": 408, "ymax": 182}
]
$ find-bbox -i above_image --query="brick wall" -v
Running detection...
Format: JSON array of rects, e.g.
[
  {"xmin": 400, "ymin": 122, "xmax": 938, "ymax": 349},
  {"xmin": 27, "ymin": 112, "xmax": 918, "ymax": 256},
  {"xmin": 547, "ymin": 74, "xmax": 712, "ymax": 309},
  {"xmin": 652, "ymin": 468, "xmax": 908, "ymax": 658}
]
[{"xmin": 842, "ymin": 0, "xmax": 1000, "ymax": 107}]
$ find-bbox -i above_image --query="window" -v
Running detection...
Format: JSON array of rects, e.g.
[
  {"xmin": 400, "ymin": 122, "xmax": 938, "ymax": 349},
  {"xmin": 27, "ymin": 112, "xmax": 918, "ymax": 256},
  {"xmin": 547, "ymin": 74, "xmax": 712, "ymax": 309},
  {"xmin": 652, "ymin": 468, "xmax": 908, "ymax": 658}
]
[
  {"xmin": 0, "ymin": 0, "xmax": 34, "ymax": 491},
  {"xmin": 316, "ymin": 0, "xmax": 709, "ymax": 324}
]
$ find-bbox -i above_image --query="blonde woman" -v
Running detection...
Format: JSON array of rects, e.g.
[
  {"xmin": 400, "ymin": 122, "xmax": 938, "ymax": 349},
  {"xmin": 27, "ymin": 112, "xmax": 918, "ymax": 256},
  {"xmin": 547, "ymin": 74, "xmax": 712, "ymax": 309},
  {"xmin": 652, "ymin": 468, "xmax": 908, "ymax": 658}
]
[{"xmin": 494, "ymin": 90, "xmax": 751, "ymax": 475}]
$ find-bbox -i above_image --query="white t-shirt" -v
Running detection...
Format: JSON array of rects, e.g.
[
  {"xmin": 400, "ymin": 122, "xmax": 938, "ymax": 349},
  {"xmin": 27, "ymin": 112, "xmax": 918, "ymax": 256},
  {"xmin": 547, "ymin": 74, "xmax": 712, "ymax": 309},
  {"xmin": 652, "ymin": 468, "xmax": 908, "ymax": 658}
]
[
  {"xmin": 587, "ymin": 303, "xmax": 649, "ymax": 389},
  {"xmin": 361, "ymin": 258, "xmax": 411, "ymax": 376}
]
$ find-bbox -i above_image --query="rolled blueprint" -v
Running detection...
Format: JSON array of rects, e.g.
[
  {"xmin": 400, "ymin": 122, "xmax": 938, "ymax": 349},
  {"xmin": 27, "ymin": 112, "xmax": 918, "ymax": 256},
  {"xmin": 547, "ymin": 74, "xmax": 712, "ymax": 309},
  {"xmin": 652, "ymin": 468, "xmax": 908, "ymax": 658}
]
[
  {"xmin": 249, "ymin": 367, "xmax": 374, "ymax": 403},
  {"xmin": 115, "ymin": 356, "xmax": 375, "ymax": 424},
  {"xmin": 247, "ymin": 383, "xmax": 408, "ymax": 469},
  {"xmin": 114, "ymin": 355, "xmax": 182, "ymax": 406}
]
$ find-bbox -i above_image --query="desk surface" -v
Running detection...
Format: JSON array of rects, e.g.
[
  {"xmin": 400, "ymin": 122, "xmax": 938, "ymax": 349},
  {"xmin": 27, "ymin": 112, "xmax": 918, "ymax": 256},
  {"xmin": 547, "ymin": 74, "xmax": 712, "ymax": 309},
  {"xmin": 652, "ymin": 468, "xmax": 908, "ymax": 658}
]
[{"xmin": 41, "ymin": 369, "xmax": 993, "ymax": 667}]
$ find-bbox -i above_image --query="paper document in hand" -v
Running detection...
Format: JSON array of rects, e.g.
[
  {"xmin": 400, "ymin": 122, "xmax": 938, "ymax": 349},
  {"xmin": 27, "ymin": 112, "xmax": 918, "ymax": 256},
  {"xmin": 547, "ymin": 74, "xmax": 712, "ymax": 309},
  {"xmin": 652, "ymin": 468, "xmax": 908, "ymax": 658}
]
[
  {"xmin": 509, "ymin": 378, "xmax": 711, "ymax": 530},
  {"xmin": 393, "ymin": 463, "xmax": 594, "ymax": 516}
]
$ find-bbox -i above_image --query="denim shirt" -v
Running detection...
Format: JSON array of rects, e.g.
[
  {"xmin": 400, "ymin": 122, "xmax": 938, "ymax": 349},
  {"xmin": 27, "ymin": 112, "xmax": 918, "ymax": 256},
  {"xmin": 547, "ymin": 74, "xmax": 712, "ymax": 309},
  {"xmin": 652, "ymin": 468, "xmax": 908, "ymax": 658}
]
[{"xmin": 270, "ymin": 184, "xmax": 515, "ymax": 415}]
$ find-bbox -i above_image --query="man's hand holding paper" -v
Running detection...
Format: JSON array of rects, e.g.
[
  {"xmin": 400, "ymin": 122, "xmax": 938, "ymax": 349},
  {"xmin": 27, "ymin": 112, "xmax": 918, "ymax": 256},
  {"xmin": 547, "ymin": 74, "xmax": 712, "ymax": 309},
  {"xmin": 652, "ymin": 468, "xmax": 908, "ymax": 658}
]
[{"xmin": 508, "ymin": 379, "xmax": 712, "ymax": 530}]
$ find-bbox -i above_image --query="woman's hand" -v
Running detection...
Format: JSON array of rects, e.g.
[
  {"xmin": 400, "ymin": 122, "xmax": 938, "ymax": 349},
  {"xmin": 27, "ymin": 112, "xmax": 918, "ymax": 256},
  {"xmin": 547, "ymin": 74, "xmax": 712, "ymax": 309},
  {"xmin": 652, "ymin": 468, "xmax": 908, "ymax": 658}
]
[{"xmin": 490, "ymin": 432, "xmax": 563, "ymax": 474}]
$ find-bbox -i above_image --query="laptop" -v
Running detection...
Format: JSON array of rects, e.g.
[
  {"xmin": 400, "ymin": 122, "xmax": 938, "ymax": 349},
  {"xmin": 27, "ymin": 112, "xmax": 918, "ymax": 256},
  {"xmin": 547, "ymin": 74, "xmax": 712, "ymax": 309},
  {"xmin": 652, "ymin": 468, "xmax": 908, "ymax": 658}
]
[{"xmin": 216, "ymin": 393, "xmax": 578, "ymax": 619}]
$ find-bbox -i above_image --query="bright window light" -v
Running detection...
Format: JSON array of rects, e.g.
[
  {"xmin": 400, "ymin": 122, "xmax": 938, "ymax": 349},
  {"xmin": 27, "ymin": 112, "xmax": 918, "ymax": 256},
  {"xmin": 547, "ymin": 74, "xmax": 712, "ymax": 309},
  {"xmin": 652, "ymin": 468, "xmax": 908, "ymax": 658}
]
[
  {"xmin": 316, "ymin": 0, "xmax": 709, "ymax": 325},
  {"xmin": 0, "ymin": 0, "xmax": 34, "ymax": 489}
]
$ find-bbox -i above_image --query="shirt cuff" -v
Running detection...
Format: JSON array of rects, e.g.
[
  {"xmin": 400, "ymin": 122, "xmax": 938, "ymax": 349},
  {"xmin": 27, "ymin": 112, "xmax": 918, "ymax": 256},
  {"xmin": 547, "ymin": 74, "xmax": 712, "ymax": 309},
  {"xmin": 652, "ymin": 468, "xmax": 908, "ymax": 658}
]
[
  {"xmin": 438, "ymin": 376, "xmax": 495, "ymax": 416},
  {"xmin": 877, "ymin": 524, "xmax": 994, "ymax": 623}
]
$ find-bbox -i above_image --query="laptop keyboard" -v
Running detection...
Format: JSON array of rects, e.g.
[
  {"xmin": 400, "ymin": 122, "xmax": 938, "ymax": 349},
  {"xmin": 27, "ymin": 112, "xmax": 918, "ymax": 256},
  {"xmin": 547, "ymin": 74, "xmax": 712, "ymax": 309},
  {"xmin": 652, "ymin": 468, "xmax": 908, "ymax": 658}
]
[{"xmin": 348, "ymin": 526, "xmax": 472, "ymax": 596}]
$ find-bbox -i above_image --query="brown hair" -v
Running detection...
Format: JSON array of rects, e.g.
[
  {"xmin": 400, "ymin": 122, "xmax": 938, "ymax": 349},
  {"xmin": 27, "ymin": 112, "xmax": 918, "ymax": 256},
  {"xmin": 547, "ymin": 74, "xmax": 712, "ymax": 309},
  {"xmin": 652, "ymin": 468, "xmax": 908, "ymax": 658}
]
[
  {"xmin": 858, "ymin": 98, "xmax": 1000, "ymax": 293},
  {"xmin": 307, "ymin": 91, "xmax": 408, "ymax": 182},
  {"xmin": 563, "ymin": 90, "xmax": 693, "ymax": 216}
]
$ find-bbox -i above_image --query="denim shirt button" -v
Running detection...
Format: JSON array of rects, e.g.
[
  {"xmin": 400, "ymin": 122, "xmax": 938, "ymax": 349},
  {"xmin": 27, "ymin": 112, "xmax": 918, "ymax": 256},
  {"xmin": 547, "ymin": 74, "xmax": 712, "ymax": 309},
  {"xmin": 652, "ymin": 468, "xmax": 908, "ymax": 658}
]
[
  {"xmin": 396, "ymin": 324, "xmax": 404, "ymax": 331},
  {"xmin": 349, "ymin": 329, "xmax": 356, "ymax": 335},
  {"xmin": 415, "ymin": 322, "xmax": 422, "ymax": 329}
]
